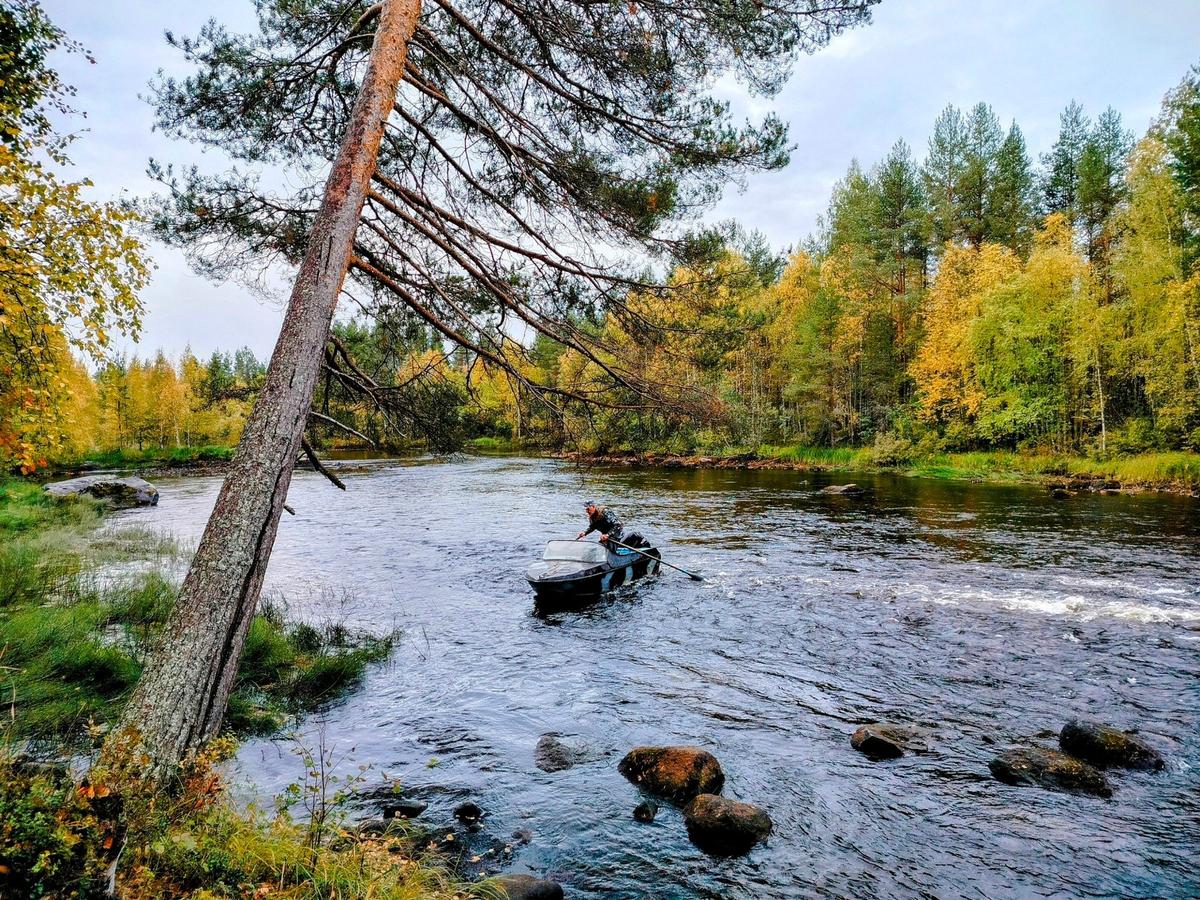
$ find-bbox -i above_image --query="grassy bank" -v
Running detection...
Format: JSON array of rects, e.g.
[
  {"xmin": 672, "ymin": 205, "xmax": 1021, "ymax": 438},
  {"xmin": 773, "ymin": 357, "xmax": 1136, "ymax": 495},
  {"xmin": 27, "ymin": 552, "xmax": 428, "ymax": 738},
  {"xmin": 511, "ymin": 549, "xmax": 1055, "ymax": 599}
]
[
  {"xmin": 0, "ymin": 477, "xmax": 471, "ymax": 897},
  {"xmin": 575, "ymin": 444, "xmax": 1200, "ymax": 494},
  {"xmin": 762, "ymin": 444, "xmax": 1200, "ymax": 487},
  {"xmin": 52, "ymin": 445, "xmax": 236, "ymax": 473},
  {"xmin": 0, "ymin": 478, "xmax": 393, "ymax": 743}
]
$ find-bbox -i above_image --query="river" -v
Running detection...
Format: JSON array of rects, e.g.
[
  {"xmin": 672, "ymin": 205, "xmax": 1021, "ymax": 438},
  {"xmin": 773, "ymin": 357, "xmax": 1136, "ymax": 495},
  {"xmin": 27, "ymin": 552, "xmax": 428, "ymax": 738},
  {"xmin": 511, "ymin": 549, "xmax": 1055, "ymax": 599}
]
[{"xmin": 112, "ymin": 455, "xmax": 1200, "ymax": 899}]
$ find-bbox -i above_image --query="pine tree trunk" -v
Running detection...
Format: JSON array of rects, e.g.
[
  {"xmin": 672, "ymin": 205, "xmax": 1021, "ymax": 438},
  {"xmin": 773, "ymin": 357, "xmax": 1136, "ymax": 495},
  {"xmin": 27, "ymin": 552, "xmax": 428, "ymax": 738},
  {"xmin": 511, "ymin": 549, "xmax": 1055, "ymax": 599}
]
[{"xmin": 115, "ymin": 0, "xmax": 422, "ymax": 773}]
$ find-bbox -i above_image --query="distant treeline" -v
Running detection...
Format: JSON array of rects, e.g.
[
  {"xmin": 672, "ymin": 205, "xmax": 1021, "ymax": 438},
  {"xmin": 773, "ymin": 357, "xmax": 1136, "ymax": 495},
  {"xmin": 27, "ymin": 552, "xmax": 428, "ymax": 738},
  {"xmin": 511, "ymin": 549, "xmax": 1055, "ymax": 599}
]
[
  {"xmin": 17, "ymin": 66, "xmax": 1200, "ymax": 466},
  {"xmin": 498, "ymin": 67, "xmax": 1200, "ymax": 457}
]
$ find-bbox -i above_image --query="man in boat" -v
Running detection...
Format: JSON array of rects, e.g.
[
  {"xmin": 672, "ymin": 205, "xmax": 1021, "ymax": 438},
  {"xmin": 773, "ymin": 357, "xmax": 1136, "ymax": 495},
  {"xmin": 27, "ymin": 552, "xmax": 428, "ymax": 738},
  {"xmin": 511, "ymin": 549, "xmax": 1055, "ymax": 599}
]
[{"xmin": 578, "ymin": 501, "xmax": 625, "ymax": 545}]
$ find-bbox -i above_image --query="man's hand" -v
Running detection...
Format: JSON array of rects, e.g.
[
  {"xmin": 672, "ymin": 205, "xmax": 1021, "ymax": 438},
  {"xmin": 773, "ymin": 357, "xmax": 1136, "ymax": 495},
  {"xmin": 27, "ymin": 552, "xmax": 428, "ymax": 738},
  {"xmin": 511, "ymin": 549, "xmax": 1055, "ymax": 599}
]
[
  {"xmin": 576, "ymin": 531, "xmax": 586, "ymax": 540},
  {"xmin": 599, "ymin": 534, "xmax": 608, "ymax": 543}
]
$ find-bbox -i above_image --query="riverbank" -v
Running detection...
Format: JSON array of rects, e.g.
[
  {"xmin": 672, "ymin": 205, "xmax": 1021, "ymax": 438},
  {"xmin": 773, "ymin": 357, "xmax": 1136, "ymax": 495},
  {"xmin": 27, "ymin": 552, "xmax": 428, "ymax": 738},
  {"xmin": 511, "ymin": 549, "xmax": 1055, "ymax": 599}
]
[
  {"xmin": 39, "ymin": 439, "xmax": 1200, "ymax": 498},
  {"xmin": 0, "ymin": 478, "xmax": 468, "ymax": 898},
  {"xmin": 556, "ymin": 446, "xmax": 1200, "ymax": 496}
]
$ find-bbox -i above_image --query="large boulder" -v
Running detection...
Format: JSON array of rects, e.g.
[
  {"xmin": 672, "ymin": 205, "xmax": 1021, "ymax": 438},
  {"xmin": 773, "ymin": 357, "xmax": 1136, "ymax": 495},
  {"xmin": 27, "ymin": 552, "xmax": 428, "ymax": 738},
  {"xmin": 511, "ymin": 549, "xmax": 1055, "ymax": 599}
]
[
  {"xmin": 850, "ymin": 723, "xmax": 926, "ymax": 760},
  {"xmin": 618, "ymin": 746, "xmax": 724, "ymax": 803},
  {"xmin": 1059, "ymin": 720, "xmax": 1164, "ymax": 771},
  {"xmin": 44, "ymin": 475, "xmax": 158, "ymax": 507},
  {"xmin": 988, "ymin": 747, "xmax": 1112, "ymax": 798},
  {"xmin": 487, "ymin": 874, "xmax": 564, "ymax": 900},
  {"xmin": 683, "ymin": 794, "xmax": 772, "ymax": 856}
]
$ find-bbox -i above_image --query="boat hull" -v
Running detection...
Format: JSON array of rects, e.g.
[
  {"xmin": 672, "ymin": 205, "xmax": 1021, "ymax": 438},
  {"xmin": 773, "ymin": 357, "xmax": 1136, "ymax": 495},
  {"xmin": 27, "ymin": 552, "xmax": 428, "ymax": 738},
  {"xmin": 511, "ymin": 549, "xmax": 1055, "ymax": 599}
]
[{"xmin": 527, "ymin": 547, "xmax": 661, "ymax": 608}]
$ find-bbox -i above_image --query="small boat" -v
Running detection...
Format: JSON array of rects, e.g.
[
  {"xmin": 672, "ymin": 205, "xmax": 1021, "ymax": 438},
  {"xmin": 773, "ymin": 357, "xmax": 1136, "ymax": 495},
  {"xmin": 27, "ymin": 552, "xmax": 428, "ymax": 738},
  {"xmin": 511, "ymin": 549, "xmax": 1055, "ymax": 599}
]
[{"xmin": 526, "ymin": 539, "xmax": 661, "ymax": 607}]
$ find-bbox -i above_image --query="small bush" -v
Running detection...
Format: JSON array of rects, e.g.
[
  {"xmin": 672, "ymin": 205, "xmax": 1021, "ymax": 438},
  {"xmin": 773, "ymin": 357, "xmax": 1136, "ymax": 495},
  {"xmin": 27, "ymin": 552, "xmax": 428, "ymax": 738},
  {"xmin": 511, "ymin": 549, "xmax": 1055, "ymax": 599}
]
[
  {"xmin": 0, "ymin": 761, "xmax": 111, "ymax": 899},
  {"xmin": 866, "ymin": 432, "xmax": 914, "ymax": 468},
  {"xmin": 1110, "ymin": 418, "xmax": 1161, "ymax": 455}
]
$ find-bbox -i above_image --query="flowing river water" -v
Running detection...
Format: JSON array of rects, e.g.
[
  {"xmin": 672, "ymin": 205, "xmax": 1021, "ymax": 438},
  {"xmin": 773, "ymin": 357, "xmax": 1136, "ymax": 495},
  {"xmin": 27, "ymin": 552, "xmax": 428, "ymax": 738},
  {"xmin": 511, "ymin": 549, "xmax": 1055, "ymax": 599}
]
[{"xmin": 112, "ymin": 455, "xmax": 1200, "ymax": 899}]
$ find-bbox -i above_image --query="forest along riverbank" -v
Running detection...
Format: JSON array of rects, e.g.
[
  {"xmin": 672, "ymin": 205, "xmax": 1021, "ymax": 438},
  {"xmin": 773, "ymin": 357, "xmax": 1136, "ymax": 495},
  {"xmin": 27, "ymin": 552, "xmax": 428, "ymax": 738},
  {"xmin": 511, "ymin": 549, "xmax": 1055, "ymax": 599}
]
[{"xmin": 116, "ymin": 455, "xmax": 1200, "ymax": 899}]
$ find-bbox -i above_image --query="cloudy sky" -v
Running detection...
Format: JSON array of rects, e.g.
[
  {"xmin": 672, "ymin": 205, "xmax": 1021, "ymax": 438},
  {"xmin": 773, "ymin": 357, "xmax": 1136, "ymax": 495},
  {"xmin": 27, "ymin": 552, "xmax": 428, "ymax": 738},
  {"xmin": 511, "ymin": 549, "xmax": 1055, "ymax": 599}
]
[{"xmin": 46, "ymin": 0, "xmax": 1200, "ymax": 361}]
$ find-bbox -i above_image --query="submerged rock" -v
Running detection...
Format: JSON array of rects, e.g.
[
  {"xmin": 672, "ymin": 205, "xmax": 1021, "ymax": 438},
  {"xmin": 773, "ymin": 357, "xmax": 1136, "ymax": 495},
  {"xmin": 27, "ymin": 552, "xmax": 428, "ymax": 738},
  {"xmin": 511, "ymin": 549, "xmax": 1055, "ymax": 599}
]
[
  {"xmin": 454, "ymin": 801, "xmax": 484, "ymax": 823},
  {"xmin": 382, "ymin": 799, "xmax": 427, "ymax": 820},
  {"xmin": 683, "ymin": 794, "xmax": 772, "ymax": 856},
  {"xmin": 44, "ymin": 475, "xmax": 158, "ymax": 507},
  {"xmin": 357, "ymin": 818, "xmax": 401, "ymax": 837},
  {"xmin": 822, "ymin": 483, "xmax": 864, "ymax": 496},
  {"xmin": 1059, "ymin": 720, "xmax": 1164, "ymax": 771},
  {"xmin": 988, "ymin": 747, "xmax": 1112, "ymax": 797},
  {"xmin": 534, "ymin": 734, "xmax": 580, "ymax": 772},
  {"xmin": 618, "ymin": 746, "xmax": 724, "ymax": 803},
  {"xmin": 489, "ymin": 874, "xmax": 564, "ymax": 900},
  {"xmin": 633, "ymin": 800, "xmax": 658, "ymax": 823},
  {"xmin": 850, "ymin": 723, "xmax": 926, "ymax": 759}
]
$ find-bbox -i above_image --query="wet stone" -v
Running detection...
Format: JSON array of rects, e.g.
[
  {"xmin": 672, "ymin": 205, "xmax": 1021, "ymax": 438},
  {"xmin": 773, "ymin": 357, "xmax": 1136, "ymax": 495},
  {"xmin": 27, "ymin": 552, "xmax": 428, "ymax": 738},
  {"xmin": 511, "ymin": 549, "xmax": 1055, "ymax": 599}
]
[
  {"xmin": 822, "ymin": 483, "xmax": 865, "ymax": 496},
  {"xmin": 988, "ymin": 747, "xmax": 1112, "ymax": 797},
  {"xmin": 489, "ymin": 873, "xmax": 564, "ymax": 899},
  {"xmin": 534, "ymin": 734, "xmax": 581, "ymax": 772},
  {"xmin": 382, "ymin": 799, "xmax": 427, "ymax": 819},
  {"xmin": 683, "ymin": 794, "xmax": 773, "ymax": 856},
  {"xmin": 44, "ymin": 475, "xmax": 159, "ymax": 507},
  {"xmin": 850, "ymin": 723, "xmax": 926, "ymax": 760},
  {"xmin": 618, "ymin": 746, "xmax": 724, "ymax": 803},
  {"xmin": 455, "ymin": 801, "xmax": 484, "ymax": 823},
  {"xmin": 1059, "ymin": 720, "xmax": 1164, "ymax": 771},
  {"xmin": 633, "ymin": 800, "xmax": 658, "ymax": 823}
]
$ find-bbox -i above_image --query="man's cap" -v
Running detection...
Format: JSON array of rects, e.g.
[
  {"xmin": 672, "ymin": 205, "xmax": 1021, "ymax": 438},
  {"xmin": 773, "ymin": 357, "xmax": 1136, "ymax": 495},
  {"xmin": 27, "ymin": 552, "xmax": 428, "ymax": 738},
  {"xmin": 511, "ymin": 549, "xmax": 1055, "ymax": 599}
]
[{"xmin": 583, "ymin": 499, "xmax": 596, "ymax": 508}]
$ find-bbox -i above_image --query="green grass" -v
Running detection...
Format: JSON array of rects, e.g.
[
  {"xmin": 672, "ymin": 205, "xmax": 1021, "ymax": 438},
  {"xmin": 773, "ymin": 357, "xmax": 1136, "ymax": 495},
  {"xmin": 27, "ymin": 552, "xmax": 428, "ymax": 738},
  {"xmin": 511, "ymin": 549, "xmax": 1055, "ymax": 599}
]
[
  {"xmin": 756, "ymin": 444, "xmax": 869, "ymax": 467},
  {"xmin": 1063, "ymin": 451, "xmax": 1200, "ymax": 487},
  {"xmin": 0, "ymin": 477, "xmax": 396, "ymax": 744},
  {"xmin": 465, "ymin": 435, "xmax": 521, "ymax": 452},
  {"xmin": 61, "ymin": 444, "xmax": 235, "ymax": 470},
  {"xmin": 750, "ymin": 445, "xmax": 1200, "ymax": 490}
]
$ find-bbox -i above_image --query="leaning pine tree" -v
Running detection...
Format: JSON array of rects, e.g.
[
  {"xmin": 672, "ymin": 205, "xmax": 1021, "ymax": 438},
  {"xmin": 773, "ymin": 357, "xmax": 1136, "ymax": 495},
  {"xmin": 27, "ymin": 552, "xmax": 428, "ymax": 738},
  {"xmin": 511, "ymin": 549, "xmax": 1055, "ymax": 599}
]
[{"xmin": 121, "ymin": 0, "xmax": 877, "ymax": 772}]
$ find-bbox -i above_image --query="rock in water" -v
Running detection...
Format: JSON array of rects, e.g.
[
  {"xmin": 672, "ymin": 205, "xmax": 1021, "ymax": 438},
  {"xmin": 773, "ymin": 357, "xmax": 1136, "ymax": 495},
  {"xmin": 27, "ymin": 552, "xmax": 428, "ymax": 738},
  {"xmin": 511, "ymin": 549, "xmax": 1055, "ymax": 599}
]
[
  {"xmin": 988, "ymin": 747, "xmax": 1112, "ymax": 797},
  {"xmin": 850, "ymin": 723, "xmax": 926, "ymax": 760},
  {"xmin": 618, "ymin": 746, "xmax": 724, "ymax": 803},
  {"xmin": 382, "ymin": 799, "xmax": 427, "ymax": 819},
  {"xmin": 44, "ymin": 475, "xmax": 158, "ymax": 507},
  {"xmin": 822, "ymin": 483, "xmax": 864, "ymax": 496},
  {"xmin": 633, "ymin": 800, "xmax": 658, "ymax": 823},
  {"xmin": 1059, "ymin": 720, "xmax": 1164, "ymax": 770},
  {"xmin": 490, "ymin": 874, "xmax": 564, "ymax": 900},
  {"xmin": 683, "ymin": 794, "xmax": 772, "ymax": 856},
  {"xmin": 534, "ymin": 734, "xmax": 578, "ymax": 772},
  {"xmin": 454, "ymin": 801, "xmax": 483, "ymax": 823}
]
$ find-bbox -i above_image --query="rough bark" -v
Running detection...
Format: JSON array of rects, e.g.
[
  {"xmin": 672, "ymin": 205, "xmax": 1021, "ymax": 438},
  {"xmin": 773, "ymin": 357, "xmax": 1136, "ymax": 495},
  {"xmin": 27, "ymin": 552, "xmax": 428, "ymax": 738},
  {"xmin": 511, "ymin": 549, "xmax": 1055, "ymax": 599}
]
[{"xmin": 115, "ymin": 0, "xmax": 422, "ymax": 772}]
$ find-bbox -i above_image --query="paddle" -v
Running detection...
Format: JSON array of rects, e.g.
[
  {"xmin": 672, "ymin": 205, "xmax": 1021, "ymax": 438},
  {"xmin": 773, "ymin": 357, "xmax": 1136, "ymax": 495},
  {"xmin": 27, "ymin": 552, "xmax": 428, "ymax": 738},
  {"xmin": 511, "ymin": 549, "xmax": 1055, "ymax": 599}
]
[{"xmin": 605, "ymin": 537, "xmax": 705, "ymax": 582}]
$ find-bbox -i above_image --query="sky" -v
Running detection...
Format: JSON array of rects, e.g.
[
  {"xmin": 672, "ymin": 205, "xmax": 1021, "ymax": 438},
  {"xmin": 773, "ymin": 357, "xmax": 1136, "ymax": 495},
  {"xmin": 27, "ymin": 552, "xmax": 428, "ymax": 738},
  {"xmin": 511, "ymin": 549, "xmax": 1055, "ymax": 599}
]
[{"xmin": 44, "ymin": 0, "xmax": 1200, "ymax": 361}]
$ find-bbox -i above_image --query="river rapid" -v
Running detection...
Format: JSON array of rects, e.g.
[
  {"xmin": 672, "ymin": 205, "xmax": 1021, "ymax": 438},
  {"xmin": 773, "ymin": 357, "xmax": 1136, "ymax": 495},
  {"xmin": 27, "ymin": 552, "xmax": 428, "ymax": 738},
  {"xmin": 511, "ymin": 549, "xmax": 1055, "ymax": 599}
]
[{"xmin": 112, "ymin": 456, "xmax": 1200, "ymax": 899}]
